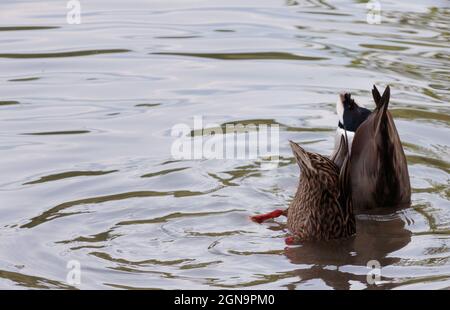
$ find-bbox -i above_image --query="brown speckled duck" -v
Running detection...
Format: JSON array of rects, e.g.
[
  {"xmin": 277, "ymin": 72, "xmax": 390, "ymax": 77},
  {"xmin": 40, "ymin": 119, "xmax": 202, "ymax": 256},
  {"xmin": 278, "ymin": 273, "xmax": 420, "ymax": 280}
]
[{"xmin": 251, "ymin": 139, "xmax": 355, "ymax": 244}]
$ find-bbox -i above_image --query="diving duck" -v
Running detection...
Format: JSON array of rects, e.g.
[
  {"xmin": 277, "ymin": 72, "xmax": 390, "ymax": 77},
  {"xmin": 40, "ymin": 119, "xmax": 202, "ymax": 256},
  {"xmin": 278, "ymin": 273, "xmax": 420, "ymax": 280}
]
[
  {"xmin": 331, "ymin": 92, "xmax": 371, "ymax": 165},
  {"xmin": 251, "ymin": 139, "xmax": 355, "ymax": 244},
  {"xmin": 347, "ymin": 85, "xmax": 411, "ymax": 209}
]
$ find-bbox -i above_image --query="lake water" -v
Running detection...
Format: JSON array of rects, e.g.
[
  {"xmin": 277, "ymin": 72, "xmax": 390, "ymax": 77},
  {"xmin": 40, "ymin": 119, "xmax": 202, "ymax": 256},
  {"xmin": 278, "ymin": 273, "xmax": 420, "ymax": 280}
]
[{"xmin": 0, "ymin": 0, "xmax": 449, "ymax": 289}]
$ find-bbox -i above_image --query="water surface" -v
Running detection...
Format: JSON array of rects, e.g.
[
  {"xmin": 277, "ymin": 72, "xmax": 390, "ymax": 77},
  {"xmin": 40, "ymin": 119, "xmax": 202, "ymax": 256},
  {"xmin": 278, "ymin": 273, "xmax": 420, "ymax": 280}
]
[{"xmin": 0, "ymin": 0, "xmax": 449, "ymax": 289}]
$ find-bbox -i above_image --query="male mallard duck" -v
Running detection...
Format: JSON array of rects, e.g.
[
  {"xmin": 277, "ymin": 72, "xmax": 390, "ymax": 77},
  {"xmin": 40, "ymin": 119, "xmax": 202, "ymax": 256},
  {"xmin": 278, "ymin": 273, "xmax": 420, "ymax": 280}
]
[
  {"xmin": 348, "ymin": 85, "xmax": 411, "ymax": 209},
  {"xmin": 331, "ymin": 92, "xmax": 371, "ymax": 163},
  {"xmin": 251, "ymin": 139, "xmax": 355, "ymax": 244}
]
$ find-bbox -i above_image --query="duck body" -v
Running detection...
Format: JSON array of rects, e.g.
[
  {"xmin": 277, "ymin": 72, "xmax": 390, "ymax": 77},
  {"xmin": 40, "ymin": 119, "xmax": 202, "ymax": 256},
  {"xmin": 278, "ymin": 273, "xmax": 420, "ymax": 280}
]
[
  {"xmin": 286, "ymin": 141, "xmax": 355, "ymax": 242},
  {"xmin": 251, "ymin": 140, "xmax": 355, "ymax": 243},
  {"xmin": 349, "ymin": 86, "xmax": 411, "ymax": 209}
]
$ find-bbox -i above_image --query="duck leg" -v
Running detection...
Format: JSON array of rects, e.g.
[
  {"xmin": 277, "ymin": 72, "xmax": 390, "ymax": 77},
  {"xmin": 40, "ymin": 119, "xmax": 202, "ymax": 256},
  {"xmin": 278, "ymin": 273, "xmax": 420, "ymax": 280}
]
[
  {"xmin": 250, "ymin": 209, "xmax": 287, "ymax": 223},
  {"xmin": 284, "ymin": 235, "xmax": 301, "ymax": 245}
]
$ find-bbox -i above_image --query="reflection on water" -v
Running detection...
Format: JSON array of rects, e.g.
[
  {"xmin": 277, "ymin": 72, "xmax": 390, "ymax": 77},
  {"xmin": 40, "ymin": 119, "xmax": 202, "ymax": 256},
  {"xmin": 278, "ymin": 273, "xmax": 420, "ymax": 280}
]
[
  {"xmin": 285, "ymin": 210, "xmax": 412, "ymax": 289},
  {"xmin": 0, "ymin": 0, "xmax": 449, "ymax": 289},
  {"xmin": 0, "ymin": 49, "xmax": 131, "ymax": 59},
  {"xmin": 152, "ymin": 51, "xmax": 328, "ymax": 61}
]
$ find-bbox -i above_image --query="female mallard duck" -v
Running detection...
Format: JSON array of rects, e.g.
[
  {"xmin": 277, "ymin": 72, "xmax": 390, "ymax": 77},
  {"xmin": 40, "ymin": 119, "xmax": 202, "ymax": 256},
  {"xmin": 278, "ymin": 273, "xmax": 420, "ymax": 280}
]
[
  {"xmin": 251, "ymin": 139, "xmax": 355, "ymax": 244},
  {"xmin": 348, "ymin": 85, "xmax": 411, "ymax": 209}
]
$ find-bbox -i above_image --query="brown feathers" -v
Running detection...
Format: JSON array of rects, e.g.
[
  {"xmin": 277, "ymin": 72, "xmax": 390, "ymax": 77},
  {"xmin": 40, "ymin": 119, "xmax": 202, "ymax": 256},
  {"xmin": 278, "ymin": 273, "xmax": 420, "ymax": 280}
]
[
  {"xmin": 331, "ymin": 134, "xmax": 349, "ymax": 170},
  {"xmin": 349, "ymin": 85, "xmax": 411, "ymax": 209},
  {"xmin": 285, "ymin": 85, "xmax": 410, "ymax": 241},
  {"xmin": 287, "ymin": 140, "xmax": 355, "ymax": 242},
  {"xmin": 251, "ymin": 85, "xmax": 410, "ymax": 244}
]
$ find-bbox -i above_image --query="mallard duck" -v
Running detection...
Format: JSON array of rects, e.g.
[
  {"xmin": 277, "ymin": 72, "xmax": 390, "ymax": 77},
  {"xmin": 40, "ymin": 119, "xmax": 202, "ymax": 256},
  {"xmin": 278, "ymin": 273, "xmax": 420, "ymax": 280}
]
[
  {"xmin": 331, "ymin": 92, "xmax": 371, "ymax": 163},
  {"xmin": 251, "ymin": 139, "xmax": 355, "ymax": 244},
  {"xmin": 348, "ymin": 85, "xmax": 411, "ymax": 209},
  {"xmin": 250, "ymin": 85, "xmax": 410, "ymax": 243}
]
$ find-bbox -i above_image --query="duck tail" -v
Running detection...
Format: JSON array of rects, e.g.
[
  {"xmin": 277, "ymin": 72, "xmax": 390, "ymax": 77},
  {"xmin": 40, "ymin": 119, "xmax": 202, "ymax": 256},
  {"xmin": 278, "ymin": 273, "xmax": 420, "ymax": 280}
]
[
  {"xmin": 374, "ymin": 85, "xmax": 390, "ymax": 135},
  {"xmin": 289, "ymin": 140, "xmax": 315, "ymax": 173},
  {"xmin": 372, "ymin": 84, "xmax": 382, "ymax": 108}
]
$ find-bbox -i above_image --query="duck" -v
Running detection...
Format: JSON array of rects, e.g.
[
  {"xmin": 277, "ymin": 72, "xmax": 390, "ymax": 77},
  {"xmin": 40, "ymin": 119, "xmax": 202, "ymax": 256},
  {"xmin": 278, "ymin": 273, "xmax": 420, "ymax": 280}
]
[
  {"xmin": 251, "ymin": 139, "xmax": 355, "ymax": 244},
  {"xmin": 331, "ymin": 92, "xmax": 371, "ymax": 165},
  {"xmin": 347, "ymin": 85, "xmax": 411, "ymax": 209},
  {"xmin": 250, "ymin": 85, "xmax": 410, "ymax": 243}
]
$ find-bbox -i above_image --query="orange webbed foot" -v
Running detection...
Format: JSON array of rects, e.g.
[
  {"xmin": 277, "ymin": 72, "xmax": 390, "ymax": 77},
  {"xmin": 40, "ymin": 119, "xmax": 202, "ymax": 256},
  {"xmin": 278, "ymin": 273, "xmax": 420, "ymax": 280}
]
[
  {"xmin": 250, "ymin": 209, "xmax": 284, "ymax": 224},
  {"xmin": 285, "ymin": 236, "xmax": 301, "ymax": 245}
]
